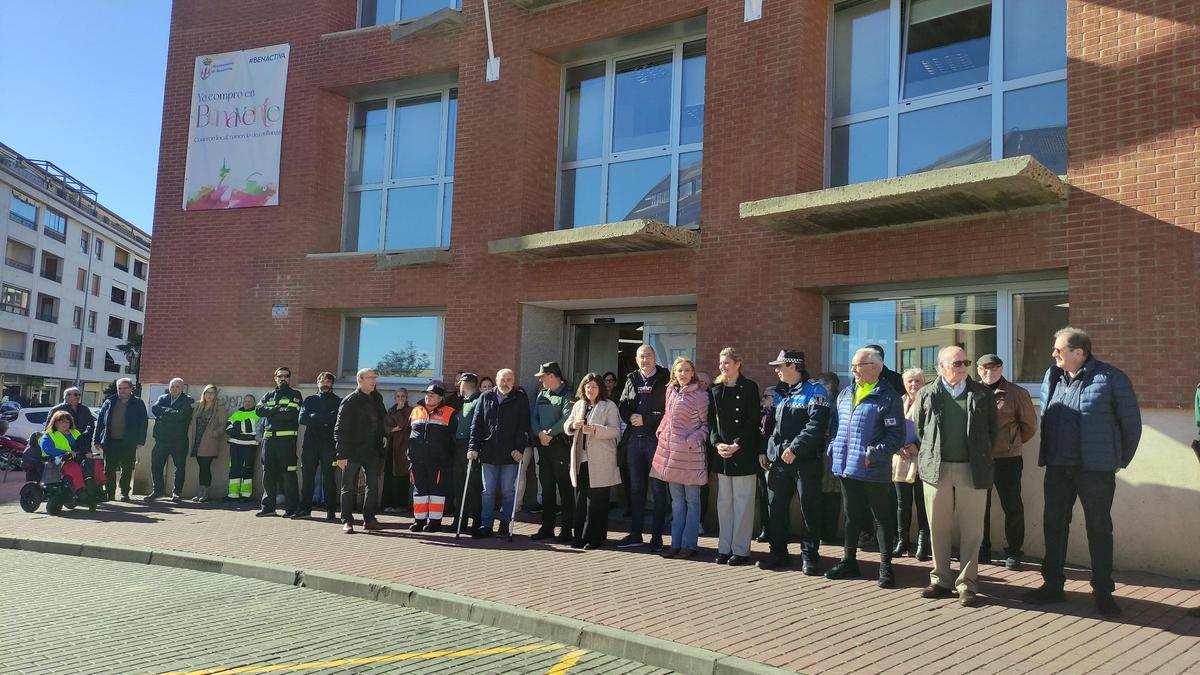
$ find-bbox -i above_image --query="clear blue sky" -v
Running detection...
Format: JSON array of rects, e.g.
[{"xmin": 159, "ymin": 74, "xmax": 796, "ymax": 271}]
[{"xmin": 0, "ymin": 0, "xmax": 171, "ymax": 233}]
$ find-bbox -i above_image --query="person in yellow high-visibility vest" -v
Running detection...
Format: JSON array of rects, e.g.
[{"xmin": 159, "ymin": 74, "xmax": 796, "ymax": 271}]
[{"xmin": 225, "ymin": 394, "xmax": 260, "ymax": 502}]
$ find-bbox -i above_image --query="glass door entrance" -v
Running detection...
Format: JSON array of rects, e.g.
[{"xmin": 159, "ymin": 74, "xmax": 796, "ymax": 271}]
[{"xmin": 566, "ymin": 310, "xmax": 696, "ymax": 387}]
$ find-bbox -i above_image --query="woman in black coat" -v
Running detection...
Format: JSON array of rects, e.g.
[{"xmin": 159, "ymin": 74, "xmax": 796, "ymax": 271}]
[{"xmin": 708, "ymin": 347, "xmax": 762, "ymax": 565}]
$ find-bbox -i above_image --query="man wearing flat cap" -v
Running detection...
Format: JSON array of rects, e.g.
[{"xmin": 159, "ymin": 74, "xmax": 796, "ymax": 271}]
[
  {"xmin": 531, "ymin": 362, "xmax": 576, "ymax": 542},
  {"xmin": 759, "ymin": 349, "xmax": 832, "ymax": 573},
  {"xmin": 976, "ymin": 354, "xmax": 1037, "ymax": 570}
]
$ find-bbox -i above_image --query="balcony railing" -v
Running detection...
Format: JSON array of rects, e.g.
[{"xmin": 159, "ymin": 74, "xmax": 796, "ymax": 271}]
[
  {"xmin": 41, "ymin": 270, "xmax": 62, "ymax": 284},
  {"xmin": 8, "ymin": 211, "xmax": 36, "ymax": 229},
  {"xmin": 4, "ymin": 257, "xmax": 33, "ymax": 273},
  {"xmin": 31, "ymin": 354, "xmax": 54, "ymax": 364},
  {"xmin": 0, "ymin": 349, "xmax": 24, "ymax": 360},
  {"xmin": 44, "ymin": 227, "xmax": 66, "ymax": 243},
  {"xmin": 1, "ymin": 304, "xmax": 28, "ymax": 316},
  {"xmin": 35, "ymin": 311, "xmax": 58, "ymax": 323}
]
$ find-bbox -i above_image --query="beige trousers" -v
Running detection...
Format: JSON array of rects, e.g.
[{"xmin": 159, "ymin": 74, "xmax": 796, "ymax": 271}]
[{"xmin": 923, "ymin": 462, "xmax": 988, "ymax": 593}]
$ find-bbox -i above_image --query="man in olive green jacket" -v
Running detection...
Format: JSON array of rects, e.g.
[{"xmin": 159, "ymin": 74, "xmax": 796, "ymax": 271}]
[{"xmin": 913, "ymin": 346, "xmax": 997, "ymax": 607}]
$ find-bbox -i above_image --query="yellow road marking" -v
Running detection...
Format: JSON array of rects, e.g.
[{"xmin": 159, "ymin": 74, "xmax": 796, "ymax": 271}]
[
  {"xmin": 161, "ymin": 644, "xmax": 566, "ymax": 675},
  {"xmin": 546, "ymin": 648, "xmax": 588, "ymax": 674}
]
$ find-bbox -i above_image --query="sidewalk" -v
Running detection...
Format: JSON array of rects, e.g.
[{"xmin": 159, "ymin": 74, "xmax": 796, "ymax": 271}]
[{"xmin": 2, "ymin": 479, "xmax": 1198, "ymax": 674}]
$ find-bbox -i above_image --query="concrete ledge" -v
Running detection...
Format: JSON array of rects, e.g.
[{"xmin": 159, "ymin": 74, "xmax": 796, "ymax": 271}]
[
  {"xmin": 488, "ymin": 219, "xmax": 699, "ymax": 261},
  {"xmin": 390, "ymin": 8, "xmax": 463, "ymax": 41},
  {"xmin": 375, "ymin": 248, "xmax": 454, "ymax": 270},
  {"xmin": 739, "ymin": 155, "xmax": 1068, "ymax": 235},
  {"xmin": 7, "ymin": 536, "xmax": 793, "ymax": 675}
]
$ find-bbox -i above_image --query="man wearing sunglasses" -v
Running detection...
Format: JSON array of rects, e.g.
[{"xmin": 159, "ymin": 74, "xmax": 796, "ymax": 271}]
[
  {"xmin": 913, "ymin": 346, "xmax": 996, "ymax": 608},
  {"xmin": 50, "ymin": 387, "xmax": 96, "ymax": 451}
]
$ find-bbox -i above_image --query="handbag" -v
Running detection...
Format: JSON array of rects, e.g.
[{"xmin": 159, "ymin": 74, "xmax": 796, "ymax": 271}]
[{"xmin": 892, "ymin": 453, "xmax": 918, "ymax": 484}]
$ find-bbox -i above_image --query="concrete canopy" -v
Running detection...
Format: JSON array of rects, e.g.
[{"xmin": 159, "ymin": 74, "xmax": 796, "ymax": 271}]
[
  {"xmin": 739, "ymin": 155, "xmax": 1068, "ymax": 236},
  {"xmin": 488, "ymin": 219, "xmax": 699, "ymax": 261}
]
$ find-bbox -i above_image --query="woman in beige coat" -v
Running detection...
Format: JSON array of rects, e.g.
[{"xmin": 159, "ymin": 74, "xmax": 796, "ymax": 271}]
[
  {"xmin": 187, "ymin": 384, "xmax": 228, "ymax": 503},
  {"xmin": 566, "ymin": 372, "xmax": 622, "ymax": 550}
]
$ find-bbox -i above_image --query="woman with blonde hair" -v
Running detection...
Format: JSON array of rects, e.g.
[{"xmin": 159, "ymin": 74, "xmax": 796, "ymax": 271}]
[
  {"xmin": 708, "ymin": 348, "xmax": 761, "ymax": 565},
  {"xmin": 187, "ymin": 384, "xmax": 228, "ymax": 503},
  {"xmin": 652, "ymin": 357, "xmax": 709, "ymax": 558}
]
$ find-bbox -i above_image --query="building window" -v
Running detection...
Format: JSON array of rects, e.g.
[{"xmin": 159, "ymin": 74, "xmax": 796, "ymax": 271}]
[
  {"xmin": 72, "ymin": 306, "xmax": 83, "ymax": 329},
  {"xmin": 828, "ymin": 278, "xmax": 1065, "ymax": 387},
  {"xmin": 88, "ymin": 310, "xmax": 97, "ymax": 333},
  {"xmin": 95, "ymin": 238, "xmax": 104, "ymax": 260},
  {"xmin": 828, "ymin": 0, "xmax": 1067, "ymax": 187},
  {"xmin": 31, "ymin": 338, "xmax": 55, "ymax": 365},
  {"xmin": 131, "ymin": 289, "xmax": 144, "ymax": 311},
  {"xmin": 84, "ymin": 347, "xmax": 94, "ymax": 370},
  {"xmin": 76, "ymin": 268, "xmax": 86, "ymax": 291},
  {"xmin": 341, "ymin": 314, "xmax": 442, "ymax": 382},
  {"xmin": 91, "ymin": 274, "xmax": 101, "ymax": 296},
  {"xmin": 111, "ymin": 283, "xmax": 127, "ymax": 306},
  {"xmin": 35, "ymin": 294, "xmax": 59, "ymax": 324},
  {"xmin": 4, "ymin": 238, "xmax": 35, "ymax": 273},
  {"xmin": 69, "ymin": 344, "xmax": 80, "ymax": 369},
  {"xmin": 345, "ymin": 87, "xmax": 457, "ymax": 252},
  {"xmin": 8, "ymin": 192, "xmax": 37, "ymax": 229},
  {"xmin": 133, "ymin": 258, "xmax": 147, "ymax": 279},
  {"xmin": 107, "ymin": 316, "xmax": 124, "ymax": 339},
  {"xmin": 39, "ymin": 252, "xmax": 63, "ymax": 283},
  {"xmin": 80, "ymin": 230, "xmax": 90, "ymax": 254},
  {"xmin": 558, "ymin": 38, "xmax": 706, "ymax": 229},
  {"xmin": 1, "ymin": 284, "xmax": 30, "ymax": 316},
  {"xmin": 44, "ymin": 209, "xmax": 67, "ymax": 242},
  {"xmin": 104, "ymin": 351, "xmax": 122, "ymax": 373},
  {"xmin": 128, "ymin": 320, "xmax": 141, "ymax": 341},
  {"xmin": 114, "ymin": 247, "xmax": 130, "ymax": 272},
  {"xmin": 358, "ymin": 0, "xmax": 460, "ymax": 27}
]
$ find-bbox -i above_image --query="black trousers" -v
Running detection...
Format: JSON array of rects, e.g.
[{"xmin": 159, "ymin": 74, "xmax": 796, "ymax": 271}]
[
  {"xmin": 895, "ymin": 479, "xmax": 929, "ymax": 541},
  {"xmin": 195, "ymin": 456, "xmax": 215, "ymax": 487},
  {"xmin": 766, "ymin": 458, "xmax": 823, "ymax": 560},
  {"xmin": 573, "ymin": 462, "xmax": 610, "ymax": 546},
  {"xmin": 538, "ymin": 441, "xmax": 575, "ymax": 534},
  {"xmin": 841, "ymin": 477, "xmax": 895, "ymax": 562},
  {"xmin": 151, "ymin": 441, "xmax": 187, "ymax": 496},
  {"xmin": 983, "ymin": 456, "xmax": 1024, "ymax": 556},
  {"xmin": 1042, "ymin": 465, "xmax": 1116, "ymax": 593},
  {"xmin": 104, "ymin": 440, "xmax": 136, "ymax": 497},
  {"xmin": 380, "ymin": 451, "xmax": 410, "ymax": 510},
  {"xmin": 228, "ymin": 443, "xmax": 255, "ymax": 480},
  {"xmin": 300, "ymin": 443, "xmax": 337, "ymax": 512},
  {"xmin": 341, "ymin": 457, "xmax": 382, "ymax": 524},
  {"xmin": 260, "ymin": 437, "xmax": 299, "ymax": 513},
  {"xmin": 756, "ymin": 468, "xmax": 770, "ymax": 534}
]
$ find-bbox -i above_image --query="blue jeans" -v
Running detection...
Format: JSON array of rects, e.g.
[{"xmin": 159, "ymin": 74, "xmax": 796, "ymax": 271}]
[
  {"xmin": 669, "ymin": 482, "xmax": 701, "ymax": 550},
  {"xmin": 480, "ymin": 463, "xmax": 518, "ymax": 528},
  {"xmin": 626, "ymin": 434, "xmax": 667, "ymax": 539}
]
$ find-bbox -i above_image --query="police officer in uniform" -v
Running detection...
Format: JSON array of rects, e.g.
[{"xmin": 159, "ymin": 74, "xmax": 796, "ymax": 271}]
[
  {"xmin": 255, "ymin": 366, "xmax": 303, "ymax": 518},
  {"xmin": 758, "ymin": 350, "xmax": 832, "ymax": 574},
  {"xmin": 298, "ymin": 371, "xmax": 341, "ymax": 520}
]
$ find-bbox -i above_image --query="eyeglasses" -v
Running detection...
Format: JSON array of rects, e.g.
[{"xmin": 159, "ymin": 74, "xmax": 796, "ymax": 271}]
[
  {"xmin": 942, "ymin": 360, "xmax": 972, "ymax": 368},
  {"xmin": 1051, "ymin": 346, "xmax": 1077, "ymax": 354}
]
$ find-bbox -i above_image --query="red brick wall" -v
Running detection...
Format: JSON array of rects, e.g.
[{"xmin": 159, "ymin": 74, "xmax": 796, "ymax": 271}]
[{"xmin": 146, "ymin": 0, "xmax": 1199, "ymax": 408}]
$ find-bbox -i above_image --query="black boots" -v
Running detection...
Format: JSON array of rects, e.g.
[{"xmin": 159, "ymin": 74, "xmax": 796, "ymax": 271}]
[{"xmin": 915, "ymin": 530, "xmax": 932, "ymax": 562}]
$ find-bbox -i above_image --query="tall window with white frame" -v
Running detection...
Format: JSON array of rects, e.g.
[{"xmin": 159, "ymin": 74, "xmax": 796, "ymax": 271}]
[
  {"xmin": 559, "ymin": 38, "xmax": 706, "ymax": 229},
  {"xmin": 358, "ymin": 0, "xmax": 460, "ymax": 27},
  {"xmin": 345, "ymin": 87, "xmax": 457, "ymax": 252},
  {"xmin": 828, "ymin": 0, "xmax": 1066, "ymax": 187}
]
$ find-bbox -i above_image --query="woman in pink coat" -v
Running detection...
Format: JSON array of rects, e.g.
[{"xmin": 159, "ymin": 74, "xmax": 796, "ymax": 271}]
[{"xmin": 652, "ymin": 357, "xmax": 709, "ymax": 558}]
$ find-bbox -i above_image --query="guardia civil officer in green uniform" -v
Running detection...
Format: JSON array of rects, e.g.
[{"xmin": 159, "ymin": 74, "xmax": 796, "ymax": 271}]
[{"xmin": 255, "ymin": 366, "xmax": 303, "ymax": 518}]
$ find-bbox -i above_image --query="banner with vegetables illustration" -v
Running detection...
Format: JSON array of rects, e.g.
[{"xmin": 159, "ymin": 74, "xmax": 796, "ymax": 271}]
[{"xmin": 182, "ymin": 43, "xmax": 289, "ymax": 210}]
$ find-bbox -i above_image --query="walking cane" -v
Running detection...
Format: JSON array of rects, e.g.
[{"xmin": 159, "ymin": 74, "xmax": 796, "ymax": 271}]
[
  {"xmin": 455, "ymin": 457, "xmax": 474, "ymax": 538},
  {"xmin": 509, "ymin": 451, "xmax": 525, "ymax": 542}
]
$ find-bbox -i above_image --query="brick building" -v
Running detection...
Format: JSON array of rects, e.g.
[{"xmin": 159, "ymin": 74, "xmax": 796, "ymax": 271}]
[{"xmin": 146, "ymin": 1, "xmax": 1199, "ymax": 576}]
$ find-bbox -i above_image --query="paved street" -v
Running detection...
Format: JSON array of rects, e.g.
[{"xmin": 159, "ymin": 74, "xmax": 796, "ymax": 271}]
[
  {"xmin": 1, "ymin": 479, "xmax": 1199, "ymax": 673},
  {"xmin": 0, "ymin": 548, "xmax": 666, "ymax": 675}
]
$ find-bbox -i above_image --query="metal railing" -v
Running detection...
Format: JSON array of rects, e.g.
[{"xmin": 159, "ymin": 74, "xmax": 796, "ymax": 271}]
[
  {"xmin": 43, "ymin": 227, "xmax": 66, "ymax": 243},
  {"xmin": 4, "ymin": 257, "xmax": 33, "ymax": 273},
  {"xmin": 40, "ymin": 270, "xmax": 63, "ymax": 283},
  {"xmin": 8, "ymin": 211, "xmax": 36, "ymax": 230},
  {"xmin": 0, "ymin": 349, "xmax": 24, "ymax": 360},
  {"xmin": 35, "ymin": 311, "xmax": 58, "ymax": 323},
  {"xmin": 0, "ymin": 304, "xmax": 28, "ymax": 316}
]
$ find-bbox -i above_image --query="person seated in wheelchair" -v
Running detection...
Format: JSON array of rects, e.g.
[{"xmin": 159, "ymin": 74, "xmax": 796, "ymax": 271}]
[{"xmin": 39, "ymin": 411, "xmax": 94, "ymax": 484}]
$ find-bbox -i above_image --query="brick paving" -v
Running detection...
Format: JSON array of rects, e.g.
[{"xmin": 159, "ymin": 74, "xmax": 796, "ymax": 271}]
[
  {"xmin": 0, "ymin": 548, "xmax": 662, "ymax": 674},
  {"xmin": 1, "ymin": 480, "xmax": 1198, "ymax": 673}
]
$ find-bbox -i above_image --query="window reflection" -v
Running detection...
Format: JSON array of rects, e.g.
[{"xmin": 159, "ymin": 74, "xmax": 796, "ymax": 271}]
[
  {"xmin": 903, "ymin": 0, "xmax": 992, "ymax": 99},
  {"xmin": 608, "ymin": 156, "xmax": 671, "ymax": 223},
  {"xmin": 1004, "ymin": 81, "xmax": 1067, "ymax": 175},
  {"xmin": 612, "ymin": 51, "xmax": 673, "ymax": 153},
  {"xmin": 343, "ymin": 315, "xmax": 440, "ymax": 381},
  {"xmin": 898, "ymin": 97, "xmax": 991, "ymax": 175}
]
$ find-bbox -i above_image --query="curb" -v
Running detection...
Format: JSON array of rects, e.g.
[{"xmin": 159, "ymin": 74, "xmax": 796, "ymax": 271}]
[{"xmin": 0, "ymin": 535, "xmax": 794, "ymax": 675}]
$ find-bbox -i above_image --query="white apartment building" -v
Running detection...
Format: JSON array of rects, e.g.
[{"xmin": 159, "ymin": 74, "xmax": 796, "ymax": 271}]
[{"xmin": 1, "ymin": 141, "xmax": 151, "ymax": 407}]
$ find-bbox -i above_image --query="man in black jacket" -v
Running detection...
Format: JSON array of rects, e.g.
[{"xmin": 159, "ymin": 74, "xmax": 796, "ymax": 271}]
[
  {"xmin": 468, "ymin": 368, "xmax": 531, "ymax": 538},
  {"xmin": 149, "ymin": 377, "xmax": 194, "ymax": 502},
  {"xmin": 616, "ymin": 344, "xmax": 670, "ymax": 551},
  {"xmin": 256, "ymin": 366, "xmax": 304, "ymax": 518},
  {"xmin": 334, "ymin": 368, "xmax": 388, "ymax": 534},
  {"xmin": 298, "ymin": 371, "xmax": 341, "ymax": 520},
  {"xmin": 51, "ymin": 387, "xmax": 96, "ymax": 450},
  {"xmin": 93, "ymin": 377, "xmax": 148, "ymax": 502}
]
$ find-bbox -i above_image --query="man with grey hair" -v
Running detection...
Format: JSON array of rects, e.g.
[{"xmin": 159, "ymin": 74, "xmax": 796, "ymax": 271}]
[
  {"xmin": 149, "ymin": 377, "xmax": 194, "ymax": 502},
  {"xmin": 616, "ymin": 344, "xmax": 670, "ymax": 550},
  {"xmin": 913, "ymin": 346, "xmax": 996, "ymax": 607},
  {"xmin": 470, "ymin": 368, "xmax": 531, "ymax": 538},
  {"xmin": 1024, "ymin": 327, "xmax": 1141, "ymax": 618},
  {"xmin": 94, "ymin": 378, "xmax": 148, "ymax": 502},
  {"xmin": 334, "ymin": 368, "xmax": 388, "ymax": 534}
]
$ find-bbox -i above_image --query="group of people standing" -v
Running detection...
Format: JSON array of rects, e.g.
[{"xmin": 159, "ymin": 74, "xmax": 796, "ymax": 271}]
[{"xmin": 30, "ymin": 326, "xmax": 1159, "ymax": 618}]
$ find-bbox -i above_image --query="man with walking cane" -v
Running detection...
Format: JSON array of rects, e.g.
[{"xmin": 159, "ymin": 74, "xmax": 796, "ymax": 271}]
[
  {"xmin": 468, "ymin": 368, "xmax": 531, "ymax": 539},
  {"xmin": 452, "ymin": 374, "xmax": 483, "ymax": 535}
]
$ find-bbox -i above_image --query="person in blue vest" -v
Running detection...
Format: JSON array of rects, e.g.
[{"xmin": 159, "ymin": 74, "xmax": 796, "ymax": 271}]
[{"xmin": 41, "ymin": 410, "xmax": 92, "ymax": 482}]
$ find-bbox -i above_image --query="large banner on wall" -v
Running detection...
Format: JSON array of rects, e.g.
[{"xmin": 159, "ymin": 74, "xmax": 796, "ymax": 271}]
[{"xmin": 182, "ymin": 43, "xmax": 290, "ymax": 210}]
